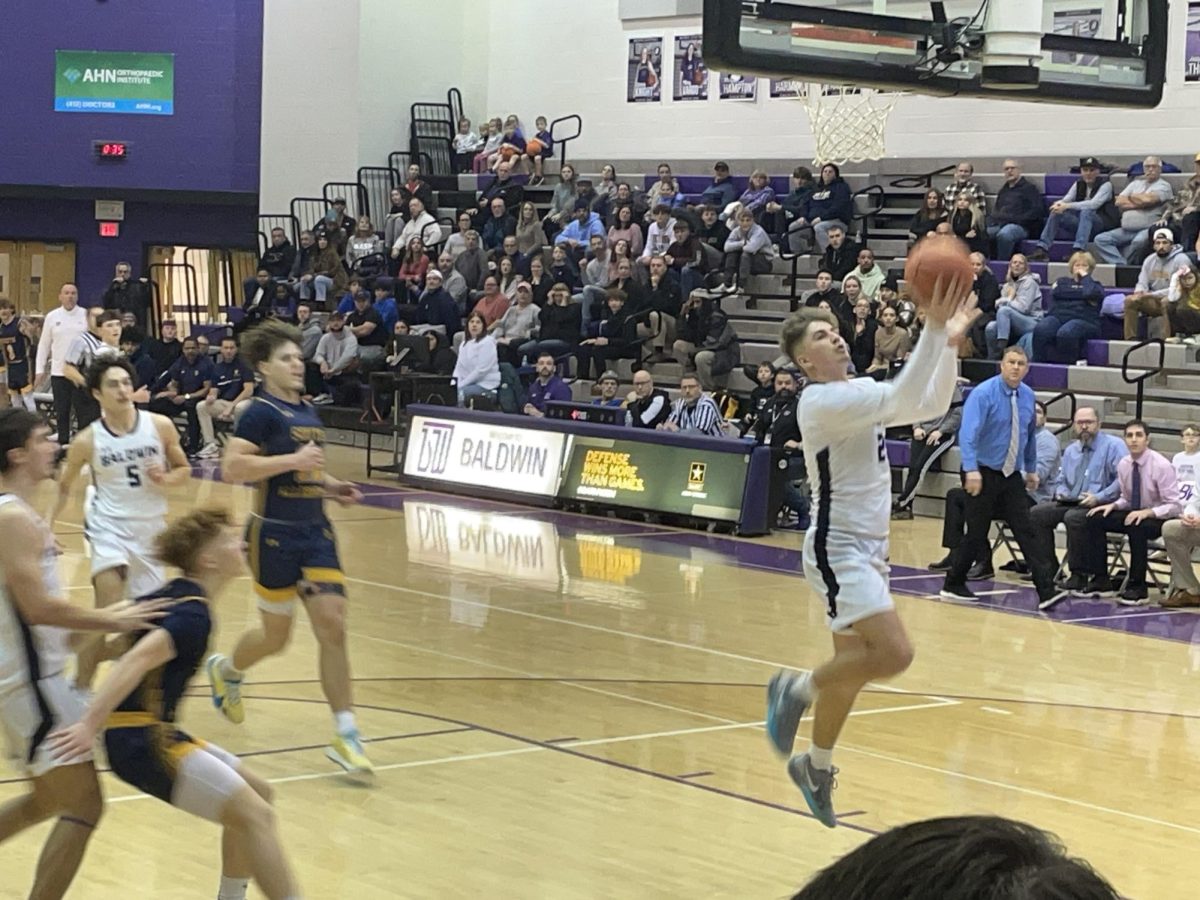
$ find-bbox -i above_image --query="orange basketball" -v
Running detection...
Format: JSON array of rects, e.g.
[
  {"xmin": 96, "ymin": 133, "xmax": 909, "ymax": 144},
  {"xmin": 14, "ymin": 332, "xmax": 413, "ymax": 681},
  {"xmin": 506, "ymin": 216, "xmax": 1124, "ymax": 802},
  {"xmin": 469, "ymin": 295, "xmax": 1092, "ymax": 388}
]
[{"xmin": 903, "ymin": 234, "xmax": 974, "ymax": 305}]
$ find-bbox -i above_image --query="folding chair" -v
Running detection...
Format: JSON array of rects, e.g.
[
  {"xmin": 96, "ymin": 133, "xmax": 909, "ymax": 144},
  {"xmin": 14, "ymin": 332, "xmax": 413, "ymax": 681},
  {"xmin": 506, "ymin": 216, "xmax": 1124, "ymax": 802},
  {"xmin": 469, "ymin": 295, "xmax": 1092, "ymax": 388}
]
[{"xmin": 1107, "ymin": 533, "xmax": 1169, "ymax": 596}]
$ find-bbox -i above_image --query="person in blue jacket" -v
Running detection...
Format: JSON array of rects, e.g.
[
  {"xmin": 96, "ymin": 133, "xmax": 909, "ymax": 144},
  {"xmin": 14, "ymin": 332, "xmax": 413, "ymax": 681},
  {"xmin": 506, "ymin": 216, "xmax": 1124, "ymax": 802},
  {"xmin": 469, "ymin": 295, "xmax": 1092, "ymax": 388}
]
[
  {"xmin": 802, "ymin": 163, "xmax": 854, "ymax": 251},
  {"xmin": 1027, "ymin": 251, "xmax": 1105, "ymax": 363}
]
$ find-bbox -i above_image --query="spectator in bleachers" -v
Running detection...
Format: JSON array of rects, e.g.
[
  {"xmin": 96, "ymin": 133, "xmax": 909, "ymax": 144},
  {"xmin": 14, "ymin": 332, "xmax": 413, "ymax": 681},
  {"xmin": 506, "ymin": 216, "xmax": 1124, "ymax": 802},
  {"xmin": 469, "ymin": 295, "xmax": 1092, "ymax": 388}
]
[
  {"xmin": 294, "ymin": 303, "xmax": 322, "ymax": 359},
  {"xmin": 119, "ymin": 327, "xmax": 157, "ymax": 391},
  {"xmin": 1069, "ymin": 420, "xmax": 1180, "ymax": 604},
  {"xmin": 515, "ymin": 201, "xmax": 548, "ymax": 266},
  {"xmin": 661, "ymin": 373, "xmax": 724, "ymax": 437},
  {"xmin": 664, "ymin": 218, "xmax": 708, "ymax": 298},
  {"xmin": 1030, "ymin": 156, "xmax": 1117, "ymax": 260},
  {"xmin": 523, "ymin": 116, "xmax": 553, "ymax": 185},
  {"xmin": 605, "ymin": 239, "xmax": 633, "ymax": 285},
  {"xmin": 491, "ymin": 282, "xmax": 539, "ymax": 365},
  {"xmin": 720, "ymin": 207, "xmax": 774, "ymax": 294},
  {"xmin": 454, "ymin": 312, "xmax": 501, "ymax": 406},
  {"xmin": 311, "ymin": 312, "xmax": 357, "ymax": 405},
  {"xmin": 1094, "ymin": 155, "xmax": 1173, "ymax": 264},
  {"xmin": 396, "ymin": 237, "xmax": 430, "ymax": 303},
  {"xmin": 891, "ymin": 383, "xmax": 964, "ymax": 520},
  {"xmin": 846, "ymin": 293, "xmax": 876, "ymax": 374},
  {"xmin": 522, "ymin": 352, "xmax": 571, "ymax": 416},
  {"xmin": 867, "ymin": 305, "xmax": 911, "ymax": 377},
  {"xmin": 608, "ymin": 203, "xmax": 645, "ymax": 258},
  {"xmin": 480, "ymin": 197, "xmax": 516, "ymax": 253},
  {"xmin": 346, "ymin": 289, "xmax": 387, "ymax": 370},
  {"xmin": 802, "ymin": 163, "xmax": 854, "ymax": 251},
  {"xmin": 739, "ymin": 362, "xmax": 778, "ymax": 434},
  {"xmin": 986, "ymin": 159, "xmax": 1044, "ymax": 261},
  {"xmin": 471, "ymin": 275, "xmax": 510, "ymax": 327},
  {"xmin": 1162, "ymin": 483, "xmax": 1200, "ymax": 607},
  {"xmin": 383, "ymin": 189, "xmax": 408, "ymax": 262},
  {"xmin": 985, "ymin": 253, "xmax": 1042, "ymax": 358},
  {"xmin": 765, "ymin": 166, "xmax": 816, "ymax": 254},
  {"xmin": 300, "ymin": 233, "xmax": 346, "ymax": 309},
  {"xmin": 1166, "ymin": 153, "xmax": 1200, "ymax": 253},
  {"xmin": 593, "ymin": 371, "xmax": 624, "ymax": 408},
  {"xmin": 906, "ymin": 189, "xmax": 948, "ymax": 249},
  {"xmin": 148, "ymin": 336, "xmax": 212, "ymax": 453},
  {"xmin": 491, "ymin": 234, "xmax": 520, "ymax": 274},
  {"xmin": 371, "ymin": 279, "xmax": 400, "ymax": 335},
  {"xmin": 582, "ymin": 236, "xmax": 610, "ymax": 289},
  {"xmin": 582, "ymin": 256, "xmax": 642, "ymax": 337},
  {"xmin": 475, "ymin": 160, "xmax": 523, "ymax": 225},
  {"xmin": 1030, "ymin": 251, "xmax": 1104, "ymax": 363},
  {"xmin": 548, "ymin": 245, "xmax": 581, "ymax": 292},
  {"xmin": 733, "ymin": 170, "xmax": 777, "ymax": 221},
  {"xmin": 411, "ymin": 270, "xmax": 462, "ymax": 340},
  {"xmin": 673, "ymin": 290, "xmax": 739, "ymax": 390},
  {"xmin": 644, "ymin": 255, "xmax": 680, "ymax": 364},
  {"xmin": 820, "ymin": 225, "xmax": 859, "ymax": 283},
  {"xmin": 145, "ymin": 318, "xmax": 182, "ymax": 378},
  {"xmin": 488, "ymin": 116, "xmax": 526, "ymax": 174},
  {"xmin": 496, "ymin": 256, "xmax": 523, "ymax": 303},
  {"xmin": 445, "ymin": 211, "xmax": 473, "ymax": 260},
  {"xmin": 519, "ymin": 282, "xmax": 580, "ymax": 363},
  {"xmin": 313, "ymin": 198, "xmax": 355, "ymax": 246},
  {"xmin": 943, "ymin": 161, "xmax": 987, "ymax": 212},
  {"xmin": 841, "ymin": 274, "xmax": 866, "ymax": 310},
  {"xmin": 1122, "ymin": 228, "xmax": 1191, "ymax": 339},
  {"xmin": 699, "ymin": 161, "xmax": 739, "ymax": 209},
  {"xmin": 334, "ymin": 278, "xmax": 363, "ymax": 316},
  {"xmin": 625, "ymin": 369, "xmax": 671, "ymax": 429},
  {"xmin": 471, "ymin": 117, "xmax": 503, "ymax": 174},
  {"xmin": 543, "ymin": 164, "xmax": 578, "ymax": 241},
  {"xmin": 595, "ymin": 164, "xmax": 619, "ymax": 212},
  {"xmin": 697, "ymin": 205, "xmax": 730, "ymax": 265},
  {"xmin": 851, "ymin": 248, "xmax": 886, "ymax": 301},
  {"xmin": 452, "ymin": 116, "xmax": 483, "ymax": 173},
  {"xmin": 527, "ymin": 255, "xmax": 553, "ymax": 307},
  {"xmin": 580, "ymin": 289, "xmax": 639, "ymax": 379},
  {"xmin": 555, "ymin": 199, "xmax": 606, "ymax": 259},
  {"xmin": 802, "ymin": 270, "xmax": 847, "ymax": 317},
  {"xmin": 438, "ymin": 253, "xmax": 469, "ymax": 307},
  {"xmin": 966, "ymin": 251, "xmax": 1001, "ymax": 358},
  {"xmin": 287, "ymin": 230, "xmax": 316, "ymax": 296},
  {"xmin": 345, "ymin": 215, "xmax": 385, "ymax": 276},
  {"xmin": 1168, "ymin": 262, "xmax": 1200, "ymax": 339},
  {"xmin": 454, "ymin": 230, "xmax": 489, "ymax": 296},
  {"xmin": 194, "ymin": 336, "xmax": 254, "ymax": 459},
  {"xmin": 647, "ymin": 163, "xmax": 681, "ymax": 210},
  {"xmin": 240, "ymin": 235, "xmax": 293, "ymax": 306},
  {"xmin": 239, "ymin": 270, "xmax": 274, "ymax": 330},
  {"xmin": 399, "ymin": 163, "xmax": 435, "ymax": 217},
  {"xmin": 949, "ymin": 193, "xmax": 987, "ymax": 255}
]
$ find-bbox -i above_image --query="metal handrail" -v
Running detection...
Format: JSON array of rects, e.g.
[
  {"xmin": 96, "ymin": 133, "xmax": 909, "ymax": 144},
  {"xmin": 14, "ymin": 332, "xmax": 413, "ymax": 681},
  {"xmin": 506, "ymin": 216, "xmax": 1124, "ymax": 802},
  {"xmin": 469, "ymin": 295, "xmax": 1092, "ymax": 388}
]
[
  {"xmin": 322, "ymin": 182, "xmax": 369, "ymax": 222},
  {"xmin": 1120, "ymin": 337, "xmax": 1165, "ymax": 420},
  {"xmin": 258, "ymin": 213, "xmax": 300, "ymax": 249},
  {"xmin": 1040, "ymin": 390, "xmax": 1078, "ymax": 436},
  {"xmin": 447, "ymin": 88, "xmax": 464, "ymax": 127},
  {"xmin": 388, "ymin": 150, "xmax": 433, "ymax": 175},
  {"xmin": 889, "ymin": 164, "xmax": 956, "ymax": 190},
  {"xmin": 851, "ymin": 183, "xmax": 886, "ymax": 246},
  {"xmin": 550, "ymin": 114, "xmax": 583, "ymax": 167}
]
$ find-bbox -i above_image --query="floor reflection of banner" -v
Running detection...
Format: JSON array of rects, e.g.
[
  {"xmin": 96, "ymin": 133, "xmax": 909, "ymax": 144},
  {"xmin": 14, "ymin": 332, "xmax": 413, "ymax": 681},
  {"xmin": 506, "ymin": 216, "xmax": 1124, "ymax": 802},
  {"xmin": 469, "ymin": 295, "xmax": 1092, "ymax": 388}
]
[{"xmin": 404, "ymin": 501, "xmax": 562, "ymax": 590}]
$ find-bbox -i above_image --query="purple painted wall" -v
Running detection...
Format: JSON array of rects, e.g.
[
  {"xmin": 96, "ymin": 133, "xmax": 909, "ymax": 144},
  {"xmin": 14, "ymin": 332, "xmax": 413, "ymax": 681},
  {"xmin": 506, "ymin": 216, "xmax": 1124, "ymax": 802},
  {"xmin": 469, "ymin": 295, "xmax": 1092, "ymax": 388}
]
[{"xmin": 0, "ymin": 0, "xmax": 262, "ymax": 193}]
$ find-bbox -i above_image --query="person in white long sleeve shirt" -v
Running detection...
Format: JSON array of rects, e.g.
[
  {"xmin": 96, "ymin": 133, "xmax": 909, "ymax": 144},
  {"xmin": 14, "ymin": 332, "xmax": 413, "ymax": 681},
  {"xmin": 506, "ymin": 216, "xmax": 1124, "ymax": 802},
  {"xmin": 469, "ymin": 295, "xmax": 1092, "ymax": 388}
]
[
  {"xmin": 391, "ymin": 198, "xmax": 441, "ymax": 261},
  {"xmin": 762, "ymin": 279, "xmax": 979, "ymax": 830},
  {"xmin": 720, "ymin": 207, "xmax": 775, "ymax": 294},
  {"xmin": 638, "ymin": 205, "xmax": 677, "ymax": 264},
  {"xmin": 454, "ymin": 312, "xmax": 501, "ymax": 406},
  {"xmin": 36, "ymin": 282, "xmax": 89, "ymax": 449}
]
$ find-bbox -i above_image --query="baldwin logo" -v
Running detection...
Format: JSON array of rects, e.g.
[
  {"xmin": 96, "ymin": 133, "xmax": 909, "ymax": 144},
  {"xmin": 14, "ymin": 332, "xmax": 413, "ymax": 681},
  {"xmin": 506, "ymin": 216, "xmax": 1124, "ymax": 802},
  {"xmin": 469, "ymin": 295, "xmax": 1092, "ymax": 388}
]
[{"xmin": 687, "ymin": 462, "xmax": 706, "ymax": 490}]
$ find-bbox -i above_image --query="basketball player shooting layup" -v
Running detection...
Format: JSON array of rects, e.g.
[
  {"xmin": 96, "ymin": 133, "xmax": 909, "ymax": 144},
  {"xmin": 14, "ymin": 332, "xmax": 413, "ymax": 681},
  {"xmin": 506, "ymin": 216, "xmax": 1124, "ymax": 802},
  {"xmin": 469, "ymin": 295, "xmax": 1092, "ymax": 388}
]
[
  {"xmin": 766, "ymin": 276, "xmax": 978, "ymax": 828},
  {"xmin": 48, "ymin": 508, "xmax": 304, "ymax": 900},
  {"xmin": 205, "ymin": 321, "xmax": 372, "ymax": 776},
  {"xmin": 53, "ymin": 357, "xmax": 192, "ymax": 690}
]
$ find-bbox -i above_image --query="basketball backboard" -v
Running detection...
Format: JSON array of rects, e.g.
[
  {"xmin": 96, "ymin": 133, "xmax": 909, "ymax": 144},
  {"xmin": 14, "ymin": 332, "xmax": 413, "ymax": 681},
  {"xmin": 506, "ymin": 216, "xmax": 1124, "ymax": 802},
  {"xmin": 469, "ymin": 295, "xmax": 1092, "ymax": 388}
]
[{"xmin": 702, "ymin": 0, "xmax": 1168, "ymax": 107}]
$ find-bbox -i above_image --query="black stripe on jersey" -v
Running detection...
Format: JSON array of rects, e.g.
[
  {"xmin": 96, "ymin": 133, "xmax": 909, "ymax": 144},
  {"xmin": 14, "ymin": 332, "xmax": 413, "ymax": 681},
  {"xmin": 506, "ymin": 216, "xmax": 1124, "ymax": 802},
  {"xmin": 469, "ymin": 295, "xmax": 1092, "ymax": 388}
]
[
  {"xmin": 814, "ymin": 448, "xmax": 839, "ymax": 620},
  {"xmin": 13, "ymin": 609, "xmax": 53, "ymax": 764}
]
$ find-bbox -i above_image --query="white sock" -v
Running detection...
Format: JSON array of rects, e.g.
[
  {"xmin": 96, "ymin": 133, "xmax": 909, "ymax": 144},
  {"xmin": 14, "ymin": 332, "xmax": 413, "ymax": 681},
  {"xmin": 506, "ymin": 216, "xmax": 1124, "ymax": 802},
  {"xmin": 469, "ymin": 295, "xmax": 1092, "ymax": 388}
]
[
  {"xmin": 217, "ymin": 875, "xmax": 249, "ymax": 900},
  {"xmin": 790, "ymin": 672, "xmax": 816, "ymax": 704},
  {"xmin": 809, "ymin": 744, "xmax": 834, "ymax": 771},
  {"xmin": 218, "ymin": 657, "xmax": 243, "ymax": 681},
  {"xmin": 334, "ymin": 710, "xmax": 357, "ymax": 736}
]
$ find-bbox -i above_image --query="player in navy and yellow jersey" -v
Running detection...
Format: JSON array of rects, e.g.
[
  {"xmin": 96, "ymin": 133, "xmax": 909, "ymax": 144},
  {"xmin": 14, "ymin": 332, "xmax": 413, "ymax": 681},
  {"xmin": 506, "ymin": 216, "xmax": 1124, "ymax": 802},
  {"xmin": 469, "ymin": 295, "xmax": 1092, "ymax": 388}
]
[
  {"xmin": 48, "ymin": 508, "xmax": 303, "ymax": 900},
  {"xmin": 0, "ymin": 299, "xmax": 34, "ymax": 411},
  {"xmin": 205, "ymin": 320, "xmax": 372, "ymax": 775}
]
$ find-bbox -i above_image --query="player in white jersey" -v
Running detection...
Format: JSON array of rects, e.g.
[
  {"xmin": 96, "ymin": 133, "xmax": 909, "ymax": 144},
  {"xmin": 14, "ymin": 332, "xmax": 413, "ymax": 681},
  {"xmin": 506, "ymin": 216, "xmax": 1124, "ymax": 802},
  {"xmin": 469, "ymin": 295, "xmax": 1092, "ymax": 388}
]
[
  {"xmin": 52, "ymin": 356, "xmax": 191, "ymax": 689},
  {"xmin": 764, "ymin": 278, "xmax": 978, "ymax": 828},
  {"xmin": 0, "ymin": 408, "xmax": 166, "ymax": 898}
]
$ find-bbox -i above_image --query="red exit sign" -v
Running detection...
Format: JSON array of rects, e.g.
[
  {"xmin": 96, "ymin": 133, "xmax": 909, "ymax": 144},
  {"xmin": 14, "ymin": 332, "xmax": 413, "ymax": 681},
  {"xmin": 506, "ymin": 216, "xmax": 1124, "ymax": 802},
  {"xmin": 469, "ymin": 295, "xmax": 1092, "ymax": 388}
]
[{"xmin": 98, "ymin": 221, "xmax": 120, "ymax": 238}]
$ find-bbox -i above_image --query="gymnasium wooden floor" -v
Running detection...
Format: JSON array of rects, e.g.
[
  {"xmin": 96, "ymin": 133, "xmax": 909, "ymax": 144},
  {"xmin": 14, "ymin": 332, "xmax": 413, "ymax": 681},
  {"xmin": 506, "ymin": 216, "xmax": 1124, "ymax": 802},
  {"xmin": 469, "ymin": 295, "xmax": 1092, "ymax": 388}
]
[{"xmin": 5, "ymin": 445, "xmax": 1199, "ymax": 899}]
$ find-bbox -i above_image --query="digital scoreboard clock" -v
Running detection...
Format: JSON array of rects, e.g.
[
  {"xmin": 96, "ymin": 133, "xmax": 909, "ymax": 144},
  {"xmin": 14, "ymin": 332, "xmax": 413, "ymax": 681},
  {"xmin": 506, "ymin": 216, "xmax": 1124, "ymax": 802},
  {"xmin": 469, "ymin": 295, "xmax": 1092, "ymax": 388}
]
[{"xmin": 93, "ymin": 141, "xmax": 130, "ymax": 159}]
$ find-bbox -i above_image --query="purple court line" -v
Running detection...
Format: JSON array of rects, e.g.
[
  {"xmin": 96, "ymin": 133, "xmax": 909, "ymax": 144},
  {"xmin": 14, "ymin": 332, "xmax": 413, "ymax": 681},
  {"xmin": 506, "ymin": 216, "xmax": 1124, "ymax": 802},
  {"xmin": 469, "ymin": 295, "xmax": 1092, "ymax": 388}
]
[{"xmin": 676, "ymin": 771, "xmax": 714, "ymax": 779}]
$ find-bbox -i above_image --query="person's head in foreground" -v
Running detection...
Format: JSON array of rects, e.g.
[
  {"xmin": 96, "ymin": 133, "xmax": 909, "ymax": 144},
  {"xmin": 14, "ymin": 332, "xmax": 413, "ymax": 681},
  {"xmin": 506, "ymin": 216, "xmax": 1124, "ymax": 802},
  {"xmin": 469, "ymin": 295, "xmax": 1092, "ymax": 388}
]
[{"xmin": 791, "ymin": 815, "xmax": 1119, "ymax": 900}]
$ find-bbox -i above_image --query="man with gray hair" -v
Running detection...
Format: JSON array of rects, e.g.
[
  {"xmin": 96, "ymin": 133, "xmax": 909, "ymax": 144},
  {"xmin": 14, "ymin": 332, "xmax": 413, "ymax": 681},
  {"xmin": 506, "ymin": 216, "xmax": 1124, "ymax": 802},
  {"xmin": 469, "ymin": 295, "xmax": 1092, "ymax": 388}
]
[
  {"xmin": 986, "ymin": 160, "xmax": 1045, "ymax": 262},
  {"xmin": 1094, "ymin": 156, "xmax": 1174, "ymax": 264}
]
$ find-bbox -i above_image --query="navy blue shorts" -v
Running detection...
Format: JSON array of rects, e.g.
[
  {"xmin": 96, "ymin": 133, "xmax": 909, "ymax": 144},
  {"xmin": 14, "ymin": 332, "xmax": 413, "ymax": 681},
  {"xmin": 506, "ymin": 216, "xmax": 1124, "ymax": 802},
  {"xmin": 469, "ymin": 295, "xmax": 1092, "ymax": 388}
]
[{"xmin": 246, "ymin": 517, "xmax": 345, "ymax": 606}]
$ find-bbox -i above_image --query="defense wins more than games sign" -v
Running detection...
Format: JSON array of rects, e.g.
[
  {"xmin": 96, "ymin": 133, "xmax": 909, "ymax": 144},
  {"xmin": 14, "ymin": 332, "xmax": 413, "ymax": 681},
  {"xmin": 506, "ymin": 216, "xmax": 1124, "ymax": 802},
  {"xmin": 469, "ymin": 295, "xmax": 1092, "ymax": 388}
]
[{"xmin": 55, "ymin": 50, "xmax": 175, "ymax": 115}]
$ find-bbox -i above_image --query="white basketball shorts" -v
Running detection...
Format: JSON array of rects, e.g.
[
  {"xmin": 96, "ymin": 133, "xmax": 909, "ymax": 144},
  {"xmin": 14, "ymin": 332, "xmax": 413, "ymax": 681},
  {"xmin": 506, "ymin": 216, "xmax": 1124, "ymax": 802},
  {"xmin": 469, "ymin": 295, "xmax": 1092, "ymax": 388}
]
[
  {"xmin": 0, "ymin": 674, "xmax": 91, "ymax": 777},
  {"xmin": 85, "ymin": 516, "xmax": 165, "ymax": 597},
  {"xmin": 803, "ymin": 528, "xmax": 894, "ymax": 633}
]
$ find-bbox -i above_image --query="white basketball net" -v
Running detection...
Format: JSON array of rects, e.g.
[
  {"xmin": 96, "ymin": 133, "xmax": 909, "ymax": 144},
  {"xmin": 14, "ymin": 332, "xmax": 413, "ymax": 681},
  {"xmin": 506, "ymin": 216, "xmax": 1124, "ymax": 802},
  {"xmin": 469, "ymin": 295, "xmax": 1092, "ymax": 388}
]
[{"xmin": 802, "ymin": 84, "xmax": 900, "ymax": 166}]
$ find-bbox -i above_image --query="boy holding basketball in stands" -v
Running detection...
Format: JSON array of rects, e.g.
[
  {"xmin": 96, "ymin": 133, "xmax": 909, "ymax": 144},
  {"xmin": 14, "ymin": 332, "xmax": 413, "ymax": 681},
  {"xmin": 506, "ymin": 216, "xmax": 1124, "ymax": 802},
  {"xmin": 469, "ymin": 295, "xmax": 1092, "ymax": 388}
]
[{"xmin": 765, "ymin": 264, "xmax": 978, "ymax": 828}]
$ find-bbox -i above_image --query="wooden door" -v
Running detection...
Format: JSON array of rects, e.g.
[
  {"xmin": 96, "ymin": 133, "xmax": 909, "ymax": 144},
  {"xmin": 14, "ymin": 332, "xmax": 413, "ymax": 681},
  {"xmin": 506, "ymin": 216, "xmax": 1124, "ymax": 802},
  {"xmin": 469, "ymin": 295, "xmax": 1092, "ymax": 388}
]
[{"xmin": 0, "ymin": 240, "xmax": 77, "ymax": 313}]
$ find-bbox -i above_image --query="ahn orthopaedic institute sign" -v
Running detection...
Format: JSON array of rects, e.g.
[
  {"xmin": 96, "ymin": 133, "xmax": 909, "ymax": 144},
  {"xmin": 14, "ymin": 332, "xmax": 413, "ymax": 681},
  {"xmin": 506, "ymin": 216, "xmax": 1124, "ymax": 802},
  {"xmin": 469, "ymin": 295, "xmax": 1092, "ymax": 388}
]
[{"xmin": 55, "ymin": 50, "xmax": 175, "ymax": 115}]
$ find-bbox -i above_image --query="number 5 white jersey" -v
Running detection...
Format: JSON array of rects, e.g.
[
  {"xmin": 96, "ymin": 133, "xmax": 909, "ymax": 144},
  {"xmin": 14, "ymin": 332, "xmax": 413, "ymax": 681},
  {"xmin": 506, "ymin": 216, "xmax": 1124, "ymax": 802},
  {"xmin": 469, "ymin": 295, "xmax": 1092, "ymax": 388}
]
[
  {"xmin": 799, "ymin": 324, "xmax": 958, "ymax": 541},
  {"xmin": 88, "ymin": 411, "xmax": 168, "ymax": 522}
]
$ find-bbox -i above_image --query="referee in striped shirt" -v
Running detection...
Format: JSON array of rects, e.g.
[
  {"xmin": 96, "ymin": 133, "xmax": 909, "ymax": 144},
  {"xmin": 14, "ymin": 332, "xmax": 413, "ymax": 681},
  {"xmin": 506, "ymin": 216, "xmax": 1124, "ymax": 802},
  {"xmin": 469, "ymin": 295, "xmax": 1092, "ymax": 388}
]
[{"xmin": 660, "ymin": 373, "xmax": 726, "ymax": 437}]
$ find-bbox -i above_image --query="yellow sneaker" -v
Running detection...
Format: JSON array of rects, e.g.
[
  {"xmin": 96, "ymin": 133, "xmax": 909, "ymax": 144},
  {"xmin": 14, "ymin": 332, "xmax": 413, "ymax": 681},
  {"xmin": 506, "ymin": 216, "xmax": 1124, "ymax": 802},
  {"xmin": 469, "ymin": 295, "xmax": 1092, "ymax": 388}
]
[
  {"xmin": 205, "ymin": 654, "xmax": 245, "ymax": 725},
  {"xmin": 325, "ymin": 732, "xmax": 374, "ymax": 777}
]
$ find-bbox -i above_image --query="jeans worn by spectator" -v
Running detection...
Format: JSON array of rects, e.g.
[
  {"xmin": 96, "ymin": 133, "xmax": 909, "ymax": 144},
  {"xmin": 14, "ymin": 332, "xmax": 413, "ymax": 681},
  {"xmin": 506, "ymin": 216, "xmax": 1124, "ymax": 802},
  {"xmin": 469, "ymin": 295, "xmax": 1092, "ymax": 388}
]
[
  {"xmin": 1037, "ymin": 208, "xmax": 1098, "ymax": 251},
  {"xmin": 1094, "ymin": 226, "xmax": 1150, "ymax": 265},
  {"xmin": 987, "ymin": 223, "xmax": 1029, "ymax": 261}
]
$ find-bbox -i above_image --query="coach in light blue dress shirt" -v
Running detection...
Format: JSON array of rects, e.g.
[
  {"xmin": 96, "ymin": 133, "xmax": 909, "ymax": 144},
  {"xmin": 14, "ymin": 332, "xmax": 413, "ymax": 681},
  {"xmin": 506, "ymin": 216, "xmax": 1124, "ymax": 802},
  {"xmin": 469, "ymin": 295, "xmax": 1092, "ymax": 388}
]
[{"xmin": 957, "ymin": 373, "xmax": 1039, "ymax": 479}]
